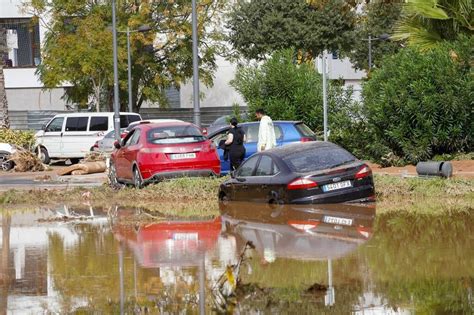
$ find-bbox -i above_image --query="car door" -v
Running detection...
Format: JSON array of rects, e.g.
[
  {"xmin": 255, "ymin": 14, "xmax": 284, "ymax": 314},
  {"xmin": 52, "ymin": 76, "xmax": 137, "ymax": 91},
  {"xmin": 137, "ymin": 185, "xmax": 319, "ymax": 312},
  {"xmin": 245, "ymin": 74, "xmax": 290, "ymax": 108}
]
[
  {"xmin": 210, "ymin": 128, "xmax": 231, "ymax": 174},
  {"xmin": 242, "ymin": 124, "xmax": 259, "ymax": 158},
  {"xmin": 122, "ymin": 130, "xmax": 141, "ymax": 180},
  {"xmin": 40, "ymin": 116, "xmax": 65, "ymax": 157},
  {"xmin": 62, "ymin": 116, "xmax": 90, "ymax": 157},
  {"xmin": 115, "ymin": 130, "xmax": 137, "ymax": 180},
  {"xmin": 252, "ymin": 155, "xmax": 280, "ymax": 202},
  {"xmin": 232, "ymin": 155, "xmax": 260, "ymax": 201}
]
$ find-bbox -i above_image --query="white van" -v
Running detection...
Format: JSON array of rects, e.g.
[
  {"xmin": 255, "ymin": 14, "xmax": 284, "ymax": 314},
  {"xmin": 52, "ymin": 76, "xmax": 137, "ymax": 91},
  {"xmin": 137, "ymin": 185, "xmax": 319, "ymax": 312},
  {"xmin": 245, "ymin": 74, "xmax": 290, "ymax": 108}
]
[{"xmin": 35, "ymin": 112, "xmax": 141, "ymax": 163}]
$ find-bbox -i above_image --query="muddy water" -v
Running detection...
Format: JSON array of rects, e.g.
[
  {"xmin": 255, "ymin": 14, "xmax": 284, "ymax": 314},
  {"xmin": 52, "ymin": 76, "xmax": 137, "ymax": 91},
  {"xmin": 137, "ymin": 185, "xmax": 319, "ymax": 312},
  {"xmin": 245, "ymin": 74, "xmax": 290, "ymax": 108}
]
[{"xmin": 0, "ymin": 203, "xmax": 472, "ymax": 314}]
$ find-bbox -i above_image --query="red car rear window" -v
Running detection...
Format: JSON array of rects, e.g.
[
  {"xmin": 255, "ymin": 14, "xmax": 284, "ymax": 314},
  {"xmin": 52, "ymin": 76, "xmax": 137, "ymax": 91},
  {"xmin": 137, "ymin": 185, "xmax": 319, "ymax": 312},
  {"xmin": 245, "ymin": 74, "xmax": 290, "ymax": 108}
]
[{"xmin": 146, "ymin": 125, "xmax": 205, "ymax": 144}]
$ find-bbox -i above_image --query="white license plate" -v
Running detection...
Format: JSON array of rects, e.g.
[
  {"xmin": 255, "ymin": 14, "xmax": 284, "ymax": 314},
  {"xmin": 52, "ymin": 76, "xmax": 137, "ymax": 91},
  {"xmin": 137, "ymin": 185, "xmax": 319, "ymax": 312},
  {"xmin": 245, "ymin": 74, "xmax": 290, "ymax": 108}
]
[
  {"xmin": 170, "ymin": 153, "xmax": 196, "ymax": 160},
  {"xmin": 322, "ymin": 180, "xmax": 352, "ymax": 192},
  {"xmin": 323, "ymin": 216, "xmax": 353, "ymax": 226},
  {"xmin": 172, "ymin": 233, "xmax": 198, "ymax": 241}
]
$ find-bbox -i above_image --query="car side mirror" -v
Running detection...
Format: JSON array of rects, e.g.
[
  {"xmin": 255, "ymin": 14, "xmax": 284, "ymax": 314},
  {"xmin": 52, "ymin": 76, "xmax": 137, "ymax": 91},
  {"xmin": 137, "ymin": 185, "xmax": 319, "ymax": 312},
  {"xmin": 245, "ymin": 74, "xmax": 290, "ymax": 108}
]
[
  {"xmin": 41, "ymin": 124, "xmax": 47, "ymax": 131},
  {"xmin": 114, "ymin": 140, "xmax": 121, "ymax": 149}
]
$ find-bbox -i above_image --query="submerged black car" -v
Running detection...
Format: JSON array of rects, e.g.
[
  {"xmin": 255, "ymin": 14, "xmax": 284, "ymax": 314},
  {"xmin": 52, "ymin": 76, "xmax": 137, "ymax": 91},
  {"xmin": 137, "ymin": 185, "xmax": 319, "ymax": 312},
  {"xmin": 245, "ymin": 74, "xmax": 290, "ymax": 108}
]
[{"xmin": 218, "ymin": 141, "xmax": 375, "ymax": 204}]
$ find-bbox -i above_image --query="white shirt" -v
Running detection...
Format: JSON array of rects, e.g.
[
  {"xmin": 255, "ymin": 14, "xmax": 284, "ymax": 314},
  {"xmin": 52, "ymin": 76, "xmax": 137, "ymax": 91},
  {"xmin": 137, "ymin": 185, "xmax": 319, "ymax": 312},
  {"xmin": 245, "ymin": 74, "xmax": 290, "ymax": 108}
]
[{"xmin": 257, "ymin": 115, "xmax": 276, "ymax": 151}]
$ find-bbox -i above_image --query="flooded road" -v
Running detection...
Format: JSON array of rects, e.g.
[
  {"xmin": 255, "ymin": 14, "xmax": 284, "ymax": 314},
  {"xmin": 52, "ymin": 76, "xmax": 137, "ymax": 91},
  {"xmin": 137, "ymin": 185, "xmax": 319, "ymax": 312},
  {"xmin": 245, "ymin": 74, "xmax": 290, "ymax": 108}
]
[{"xmin": 0, "ymin": 203, "xmax": 472, "ymax": 314}]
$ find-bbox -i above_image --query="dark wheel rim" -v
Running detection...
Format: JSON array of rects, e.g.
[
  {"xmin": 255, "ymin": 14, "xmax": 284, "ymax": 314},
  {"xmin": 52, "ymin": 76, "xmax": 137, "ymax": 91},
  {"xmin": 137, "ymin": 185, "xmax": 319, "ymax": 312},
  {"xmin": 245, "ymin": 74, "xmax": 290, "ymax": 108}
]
[{"xmin": 133, "ymin": 168, "xmax": 142, "ymax": 189}]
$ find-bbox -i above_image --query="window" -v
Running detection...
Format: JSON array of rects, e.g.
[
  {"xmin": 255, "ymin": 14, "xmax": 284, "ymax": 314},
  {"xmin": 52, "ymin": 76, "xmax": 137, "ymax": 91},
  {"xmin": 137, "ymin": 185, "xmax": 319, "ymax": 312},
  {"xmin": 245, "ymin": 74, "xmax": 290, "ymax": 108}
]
[
  {"xmin": 128, "ymin": 130, "xmax": 141, "ymax": 146},
  {"xmin": 255, "ymin": 155, "xmax": 279, "ymax": 176},
  {"xmin": 243, "ymin": 124, "xmax": 282, "ymax": 143},
  {"xmin": 282, "ymin": 145, "xmax": 356, "ymax": 173},
  {"xmin": 45, "ymin": 117, "xmax": 64, "ymax": 132},
  {"xmin": 294, "ymin": 123, "xmax": 316, "ymax": 137},
  {"xmin": 120, "ymin": 115, "xmax": 141, "ymax": 128},
  {"xmin": 1, "ymin": 18, "xmax": 41, "ymax": 67},
  {"xmin": 65, "ymin": 117, "xmax": 88, "ymax": 132},
  {"xmin": 236, "ymin": 156, "xmax": 259, "ymax": 177},
  {"xmin": 147, "ymin": 125, "xmax": 205, "ymax": 144},
  {"xmin": 89, "ymin": 117, "xmax": 108, "ymax": 131}
]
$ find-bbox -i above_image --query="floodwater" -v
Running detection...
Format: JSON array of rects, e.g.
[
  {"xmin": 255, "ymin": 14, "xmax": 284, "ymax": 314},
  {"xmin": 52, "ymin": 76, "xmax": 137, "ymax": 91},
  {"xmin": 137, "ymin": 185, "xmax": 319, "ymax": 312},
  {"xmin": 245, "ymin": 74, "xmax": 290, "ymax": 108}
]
[{"xmin": 0, "ymin": 202, "xmax": 472, "ymax": 314}]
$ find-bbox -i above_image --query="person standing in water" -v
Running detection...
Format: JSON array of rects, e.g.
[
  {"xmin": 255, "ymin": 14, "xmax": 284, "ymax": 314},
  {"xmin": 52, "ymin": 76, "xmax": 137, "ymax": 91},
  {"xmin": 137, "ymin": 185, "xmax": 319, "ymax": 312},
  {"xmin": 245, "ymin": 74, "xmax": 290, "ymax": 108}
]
[
  {"xmin": 224, "ymin": 117, "xmax": 246, "ymax": 171},
  {"xmin": 255, "ymin": 108, "xmax": 276, "ymax": 152}
]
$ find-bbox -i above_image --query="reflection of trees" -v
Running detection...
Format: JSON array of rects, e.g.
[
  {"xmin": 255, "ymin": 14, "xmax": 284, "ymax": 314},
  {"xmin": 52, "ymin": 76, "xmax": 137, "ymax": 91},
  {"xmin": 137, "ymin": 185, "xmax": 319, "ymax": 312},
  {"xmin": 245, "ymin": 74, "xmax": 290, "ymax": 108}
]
[
  {"xmin": 364, "ymin": 211, "xmax": 474, "ymax": 313},
  {"xmin": 0, "ymin": 214, "xmax": 11, "ymax": 315}
]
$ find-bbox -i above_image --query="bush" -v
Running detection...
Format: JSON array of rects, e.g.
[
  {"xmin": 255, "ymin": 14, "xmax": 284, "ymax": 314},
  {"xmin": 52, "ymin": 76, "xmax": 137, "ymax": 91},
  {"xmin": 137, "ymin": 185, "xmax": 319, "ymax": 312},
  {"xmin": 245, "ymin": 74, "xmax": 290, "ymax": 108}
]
[
  {"xmin": 362, "ymin": 36, "xmax": 473, "ymax": 164},
  {"xmin": 0, "ymin": 129, "xmax": 36, "ymax": 149}
]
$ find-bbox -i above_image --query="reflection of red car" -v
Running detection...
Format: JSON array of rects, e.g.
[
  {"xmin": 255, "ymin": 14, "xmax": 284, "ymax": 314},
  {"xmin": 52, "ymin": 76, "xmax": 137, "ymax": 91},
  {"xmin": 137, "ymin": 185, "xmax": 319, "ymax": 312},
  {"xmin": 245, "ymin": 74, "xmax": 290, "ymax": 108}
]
[
  {"xmin": 110, "ymin": 121, "xmax": 221, "ymax": 188},
  {"xmin": 114, "ymin": 217, "xmax": 221, "ymax": 268}
]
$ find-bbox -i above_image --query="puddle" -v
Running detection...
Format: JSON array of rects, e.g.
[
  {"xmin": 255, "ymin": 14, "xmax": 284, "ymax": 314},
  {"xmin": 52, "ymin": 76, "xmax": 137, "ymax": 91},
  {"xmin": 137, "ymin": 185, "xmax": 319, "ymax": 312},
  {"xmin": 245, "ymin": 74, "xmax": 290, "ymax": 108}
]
[{"xmin": 0, "ymin": 203, "xmax": 473, "ymax": 313}]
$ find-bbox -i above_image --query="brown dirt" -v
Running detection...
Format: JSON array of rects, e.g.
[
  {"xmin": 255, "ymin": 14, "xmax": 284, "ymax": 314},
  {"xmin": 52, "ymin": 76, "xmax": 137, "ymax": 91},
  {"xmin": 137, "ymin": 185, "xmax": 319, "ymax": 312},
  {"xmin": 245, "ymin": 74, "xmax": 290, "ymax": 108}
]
[{"xmin": 367, "ymin": 160, "xmax": 474, "ymax": 178}]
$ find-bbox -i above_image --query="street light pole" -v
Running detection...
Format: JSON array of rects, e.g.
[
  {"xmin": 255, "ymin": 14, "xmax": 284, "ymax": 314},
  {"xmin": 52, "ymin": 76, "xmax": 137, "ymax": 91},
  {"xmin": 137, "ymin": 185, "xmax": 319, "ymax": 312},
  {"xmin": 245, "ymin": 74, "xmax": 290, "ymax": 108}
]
[
  {"xmin": 192, "ymin": 0, "xmax": 201, "ymax": 127},
  {"xmin": 112, "ymin": 0, "xmax": 121, "ymax": 141},
  {"xmin": 322, "ymin": 51, "xmax": 328, "ymax": 142},
  {"xmin": 126, "ymin": 27, "xmax": 133, "ymax": 113},
  {"xmin": 368, "ymin": 35, "xmax": 372, "ymax": 69}
]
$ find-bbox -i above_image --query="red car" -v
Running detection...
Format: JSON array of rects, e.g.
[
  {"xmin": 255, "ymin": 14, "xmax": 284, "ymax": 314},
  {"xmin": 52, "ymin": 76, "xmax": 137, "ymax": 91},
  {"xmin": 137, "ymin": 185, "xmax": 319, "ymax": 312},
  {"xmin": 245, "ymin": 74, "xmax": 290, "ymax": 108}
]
[{"xmin": 110, "ymin": 121, "xmax": 221, "ymax": 187}]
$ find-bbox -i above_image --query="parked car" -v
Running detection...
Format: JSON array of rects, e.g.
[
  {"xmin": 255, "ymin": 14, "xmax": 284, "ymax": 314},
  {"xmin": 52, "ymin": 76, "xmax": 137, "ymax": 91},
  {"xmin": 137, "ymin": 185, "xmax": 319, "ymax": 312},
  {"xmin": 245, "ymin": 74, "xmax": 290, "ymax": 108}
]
[
  {"xmin": 35, "ymin": 112, "xmax": 141, "ymax": 163},
  {"xmin": 110, "ymin": 121, "xmax": 221, "ymax": 188},
  {"xmin": 206, "ymin": 113, "xmax": 248, "ymax": 135},
  {"xmin": 218, "ymin": 141, "xmax": 375, "ymax": 204},
  {"xmin": 0, "ymin": 143, "xmax": 15, "ymax": 171},
  {"xmin": 209, "ymin": 121, "xmax": 317, "ymax": 175}
]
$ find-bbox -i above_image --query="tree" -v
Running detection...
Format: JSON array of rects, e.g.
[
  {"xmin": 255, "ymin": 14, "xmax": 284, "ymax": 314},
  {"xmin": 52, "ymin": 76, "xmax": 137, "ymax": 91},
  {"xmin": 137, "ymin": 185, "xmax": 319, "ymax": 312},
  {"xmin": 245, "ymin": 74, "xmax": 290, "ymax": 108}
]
[
  {"xmin": 392, "ymin": 0, "xmax": 473, "ymax": 50},
  {"xmin": 362, "ymin": 36, "xmax": 473, "ymax": 164},
  {"xmin": 0, "ymin": 28, "xmax": 9, "ymax": 128},
  {"xmin": 345, "ymin": 0, "xmax": 404, "ymax": 71},
  {"xmin": 226, "ymin": 0, "xmax": 356, "ymax": 60},
  {"xmin": 25, "ymin": 0, "xmax": 226, "ymax": 112}
]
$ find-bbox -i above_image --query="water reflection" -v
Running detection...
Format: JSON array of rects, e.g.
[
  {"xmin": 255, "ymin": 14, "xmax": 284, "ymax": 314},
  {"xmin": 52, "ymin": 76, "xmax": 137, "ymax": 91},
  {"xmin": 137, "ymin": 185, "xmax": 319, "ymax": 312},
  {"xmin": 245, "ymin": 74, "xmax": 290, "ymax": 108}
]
[{"xmin": 0, "ymin": 203, "xmax": 472, "ymax": 313}]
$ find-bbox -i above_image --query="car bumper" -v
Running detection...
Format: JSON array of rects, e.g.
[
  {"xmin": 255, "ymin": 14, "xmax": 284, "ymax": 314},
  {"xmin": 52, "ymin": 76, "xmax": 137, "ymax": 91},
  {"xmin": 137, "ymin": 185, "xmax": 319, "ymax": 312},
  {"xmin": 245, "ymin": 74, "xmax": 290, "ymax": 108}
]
[
  {"xmin": 289, "ymin": 185, "xmax": 375, "ymax": 204},
  {"xmin": 142, "ymin": 169, "xmax": 219, "ymax": 184}
]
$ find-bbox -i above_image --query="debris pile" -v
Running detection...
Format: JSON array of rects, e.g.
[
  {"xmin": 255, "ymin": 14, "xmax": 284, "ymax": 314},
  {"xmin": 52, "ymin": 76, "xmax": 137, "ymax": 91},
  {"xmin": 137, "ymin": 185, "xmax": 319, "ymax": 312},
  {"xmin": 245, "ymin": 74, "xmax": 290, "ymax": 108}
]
[{"xmin": 10, "ymin": 147, "xmax": 46, "ymax": 172}]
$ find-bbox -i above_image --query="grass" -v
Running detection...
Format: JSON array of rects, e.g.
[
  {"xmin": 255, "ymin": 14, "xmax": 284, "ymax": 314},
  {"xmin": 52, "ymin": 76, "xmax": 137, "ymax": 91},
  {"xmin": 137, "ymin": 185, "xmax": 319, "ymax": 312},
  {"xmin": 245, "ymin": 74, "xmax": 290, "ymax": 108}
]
[{"xmin": 0, "ymin": 175, "xmax": 472, "ymax": 217}]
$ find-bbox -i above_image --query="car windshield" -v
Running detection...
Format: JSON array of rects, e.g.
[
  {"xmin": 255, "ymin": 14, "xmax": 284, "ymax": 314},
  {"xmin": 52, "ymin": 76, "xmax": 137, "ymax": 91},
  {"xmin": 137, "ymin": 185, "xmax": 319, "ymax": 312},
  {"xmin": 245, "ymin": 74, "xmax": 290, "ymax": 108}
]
[
  {"xmin": 282, "ymin": 145, "xmax": 356, "ymax": 173},
  {"xmin": 147, "ymin": 125, "xmax": 205, "ymax": 144}
]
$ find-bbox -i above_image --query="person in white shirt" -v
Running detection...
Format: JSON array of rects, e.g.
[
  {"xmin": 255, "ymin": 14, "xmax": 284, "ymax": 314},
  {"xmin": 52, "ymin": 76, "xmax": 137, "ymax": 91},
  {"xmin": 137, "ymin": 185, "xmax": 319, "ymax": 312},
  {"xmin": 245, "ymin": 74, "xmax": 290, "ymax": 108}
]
[{"xmin": 255, "ymin": 108, "xmax": 276, "ymax": 152}]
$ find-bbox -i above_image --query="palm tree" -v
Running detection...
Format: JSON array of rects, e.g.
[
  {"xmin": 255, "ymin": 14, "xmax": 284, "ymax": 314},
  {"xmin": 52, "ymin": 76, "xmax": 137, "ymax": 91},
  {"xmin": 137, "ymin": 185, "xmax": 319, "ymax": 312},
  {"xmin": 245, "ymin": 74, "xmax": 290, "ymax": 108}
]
[
  {"xmin": 0, "ymin": 27, "xmax": 10, "ymax": 129},
  {"xmin": 393, "ymin": 0, "xmax": 473, "ymax": 50}
]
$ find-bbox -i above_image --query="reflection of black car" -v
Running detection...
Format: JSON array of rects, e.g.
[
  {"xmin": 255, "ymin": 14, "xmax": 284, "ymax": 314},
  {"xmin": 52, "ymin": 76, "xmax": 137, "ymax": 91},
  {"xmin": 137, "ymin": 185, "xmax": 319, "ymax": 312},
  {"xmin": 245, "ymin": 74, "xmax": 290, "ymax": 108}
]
[
  {"xmin": 218, "ymin": 141, "xmax": 375, "ymax": 204},
  {"xmin": 219, "ymin": 201, "xmax": 376, "ymax": 260}
]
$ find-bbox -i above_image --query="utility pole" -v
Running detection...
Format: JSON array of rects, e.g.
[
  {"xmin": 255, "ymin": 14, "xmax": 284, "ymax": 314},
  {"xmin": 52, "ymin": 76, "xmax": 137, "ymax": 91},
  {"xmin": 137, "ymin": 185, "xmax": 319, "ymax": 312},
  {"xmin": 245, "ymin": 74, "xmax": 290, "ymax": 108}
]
[
  {"xmin": 321, "ymin": 51, "xmax": 328, "ymax": 141},
  {"xmin": 111, "ymin": 0, "xmax": 121, "ymax": 140},
  {"xmin": 192, "ymin": 0, "xmax": 201, "ymax": 127},
  {"xmin": 127, "ymin": 27, "xmax": 133, "ymax": 112}
]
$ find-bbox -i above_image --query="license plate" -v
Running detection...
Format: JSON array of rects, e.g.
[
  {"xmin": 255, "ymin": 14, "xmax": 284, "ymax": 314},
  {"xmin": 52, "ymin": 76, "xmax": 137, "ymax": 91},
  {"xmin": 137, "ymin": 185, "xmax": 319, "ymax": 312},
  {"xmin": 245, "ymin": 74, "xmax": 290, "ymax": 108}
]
[
  {"xmin": 170, "ymin": 153, "xmax": 196, "ymax": 160},
  {"xmin": 172, "ymin": 233, "xmax": 198, "ymax": 241},
  {"xmin": 323, "ymin": 216, "xmax": 353, "ymax": 226},
  {"xmin": 322, "ymin": 180, "xmax": 352, "ymax": 192}
]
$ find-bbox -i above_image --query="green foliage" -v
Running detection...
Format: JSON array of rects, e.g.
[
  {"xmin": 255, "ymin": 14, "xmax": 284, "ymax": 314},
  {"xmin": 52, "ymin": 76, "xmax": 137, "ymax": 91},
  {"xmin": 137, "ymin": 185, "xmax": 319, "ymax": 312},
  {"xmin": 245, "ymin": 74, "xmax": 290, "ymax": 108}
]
[
  {"xmin": 362, "ymin": 36, "xmax": 473, "ymax": 164},
  {"xmin": 0, "ymin": 129, "xmax": 35, "ymax": 149},
  {"xmin": 25, "ymin": 0, "xmax": 226, "ymax": 111},
  {"xmin": 226, "ymin": 0, "xmax": 356, "ymax": 60},
  {"xmin": 393, "ymin": 0, "xmax": 474, "ymax": 50},
  {"xmin": 346, "ymin": 0, "xmax": 404, "ymax": 71}
]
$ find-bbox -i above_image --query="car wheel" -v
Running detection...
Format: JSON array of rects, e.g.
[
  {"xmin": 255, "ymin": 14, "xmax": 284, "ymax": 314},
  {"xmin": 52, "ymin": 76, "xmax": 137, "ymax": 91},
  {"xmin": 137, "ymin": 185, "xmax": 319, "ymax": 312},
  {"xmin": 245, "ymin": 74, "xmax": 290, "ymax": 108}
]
[
  {"xmin": 39, "ymin": 147, "xmax": 50, "ymax": 164},
  {"xmin": 69, "ymin": 158, "xmax": 80, "ymax": 165},
  {"xmin": 0, "ymin": 152, "xmax": 14, "ymax": 171},
  {"xmin": 108, "ymin": 162, "xmax": 122, "ymax": 189},
  {"xmin": 133, "ymin": 166, "xmax": 143, "ymax": 189}
]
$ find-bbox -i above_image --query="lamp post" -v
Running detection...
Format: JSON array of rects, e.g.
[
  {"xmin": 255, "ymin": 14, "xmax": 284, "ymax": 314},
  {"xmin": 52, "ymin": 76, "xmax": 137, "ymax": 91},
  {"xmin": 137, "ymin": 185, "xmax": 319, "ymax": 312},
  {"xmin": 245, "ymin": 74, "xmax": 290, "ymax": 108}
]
[
  {"xmin": 122, "ymin": 25, "xmax": 152, "ymax": 113},
  {"xmin": 367, "ymin": 34, "xmax": 390, "ymax": 69},
  {"xmin": 111, "ymin": 0, "xmax": 121, "ymax": 141},
  {"xmin": 192, "ymin": 0, "xmax": 201, "ymax": 127}
]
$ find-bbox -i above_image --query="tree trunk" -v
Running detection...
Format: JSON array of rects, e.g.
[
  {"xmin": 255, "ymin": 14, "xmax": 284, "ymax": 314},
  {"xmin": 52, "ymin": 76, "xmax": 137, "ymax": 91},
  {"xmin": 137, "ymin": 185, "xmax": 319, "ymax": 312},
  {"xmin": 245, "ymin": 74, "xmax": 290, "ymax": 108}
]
[{"xmin": 0, "ymin": 28, "xmax": 10, "ymax": 129}]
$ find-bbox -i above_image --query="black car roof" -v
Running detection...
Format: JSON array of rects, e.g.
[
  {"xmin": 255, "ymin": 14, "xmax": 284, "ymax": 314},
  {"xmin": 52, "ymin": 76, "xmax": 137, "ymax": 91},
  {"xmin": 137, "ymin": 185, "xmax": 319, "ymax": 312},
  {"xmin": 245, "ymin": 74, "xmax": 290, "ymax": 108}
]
[{"xmin": 265, "ymin": 141, "xmax": 341, "ymax": 158}]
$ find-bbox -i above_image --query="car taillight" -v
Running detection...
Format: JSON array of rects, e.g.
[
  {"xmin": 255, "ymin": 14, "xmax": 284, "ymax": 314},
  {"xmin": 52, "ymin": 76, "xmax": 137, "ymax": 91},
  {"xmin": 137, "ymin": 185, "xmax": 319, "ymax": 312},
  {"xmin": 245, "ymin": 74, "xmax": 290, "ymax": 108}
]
[
  {"xmin": 287, "ymin": 178, "xmax": 318, "ymax": 190},
  {"xmin": 93, "ymin": 141, "xmax": 99, "ymax": 148},
  {"xmin": 300, "ymin": 137, "xmax": 313, "ymax": 142},
  {"xmin": 120, "ymin": 132, "xmax": 127, "ymax": 139},
  {"xmin": 355, "ymin": 165, "xmax": 372, "ymax": 179},
  {"xmin": 288, "ymin": 220, "xmax": 320, "ymax": 231},
  {"xmin": 202, "ymin": 142, "xmax": 216, "ymax": 153}
]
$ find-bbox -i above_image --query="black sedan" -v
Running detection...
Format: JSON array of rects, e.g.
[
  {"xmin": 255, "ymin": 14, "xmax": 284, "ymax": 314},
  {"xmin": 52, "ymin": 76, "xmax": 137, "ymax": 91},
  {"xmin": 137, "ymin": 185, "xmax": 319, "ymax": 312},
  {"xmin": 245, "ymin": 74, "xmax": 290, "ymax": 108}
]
[{"xmin": 218, "ymin": 141, "xmax": 375, "ymax": 204}]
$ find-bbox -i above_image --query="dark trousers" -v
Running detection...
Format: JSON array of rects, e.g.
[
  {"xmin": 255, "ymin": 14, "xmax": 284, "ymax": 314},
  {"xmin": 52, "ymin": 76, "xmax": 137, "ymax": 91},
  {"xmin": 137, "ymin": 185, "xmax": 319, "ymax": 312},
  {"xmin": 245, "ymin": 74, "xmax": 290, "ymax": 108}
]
[{"xmin": 229, "ymin": 150, "xmax": 245, "ymax": 171}]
